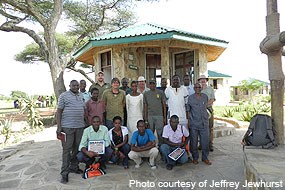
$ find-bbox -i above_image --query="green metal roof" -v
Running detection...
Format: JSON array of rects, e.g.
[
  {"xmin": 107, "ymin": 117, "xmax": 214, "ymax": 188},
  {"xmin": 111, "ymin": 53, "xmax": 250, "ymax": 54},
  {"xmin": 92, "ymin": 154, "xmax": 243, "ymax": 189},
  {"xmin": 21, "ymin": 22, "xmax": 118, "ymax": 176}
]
[
  {"xmin": 208, "ymin": 70, "xmax": 232, "ymax": 78},
  {"xmin": 74, "ymin": 23, "xmax": 228, "ymax": 59}
]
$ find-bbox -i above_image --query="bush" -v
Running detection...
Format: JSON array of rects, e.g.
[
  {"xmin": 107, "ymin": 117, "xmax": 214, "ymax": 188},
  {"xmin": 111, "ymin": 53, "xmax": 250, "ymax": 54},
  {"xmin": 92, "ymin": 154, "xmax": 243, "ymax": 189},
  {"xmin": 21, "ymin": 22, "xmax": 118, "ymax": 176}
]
[
  {"xmin": 1, "ymin": 117, "xmax": 13, "ymax": 144},
  {"xmin": 222, "ymin": 108, "xmax": 235, "ymax": 118}
]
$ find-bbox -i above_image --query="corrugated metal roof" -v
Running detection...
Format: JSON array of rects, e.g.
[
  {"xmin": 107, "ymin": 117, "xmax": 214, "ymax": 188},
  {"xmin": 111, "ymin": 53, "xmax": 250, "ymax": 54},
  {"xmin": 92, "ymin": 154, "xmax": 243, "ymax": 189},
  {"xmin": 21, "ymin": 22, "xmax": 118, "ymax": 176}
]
[
  {"xmin": 90, "ymin": 23, "xmax": 228, "ymax": 44},
  {"xmin": 208, "ymin": 70, "xmax": 232, "ymax": 78}
]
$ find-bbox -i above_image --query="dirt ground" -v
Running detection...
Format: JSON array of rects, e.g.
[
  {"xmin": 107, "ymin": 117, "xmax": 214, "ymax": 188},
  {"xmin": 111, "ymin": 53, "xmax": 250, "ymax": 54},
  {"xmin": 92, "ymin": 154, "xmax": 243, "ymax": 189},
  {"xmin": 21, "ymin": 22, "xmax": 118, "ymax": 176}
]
[{"xmin": 0, "ymin": 108, "xmax": 56, "ymax": 122}]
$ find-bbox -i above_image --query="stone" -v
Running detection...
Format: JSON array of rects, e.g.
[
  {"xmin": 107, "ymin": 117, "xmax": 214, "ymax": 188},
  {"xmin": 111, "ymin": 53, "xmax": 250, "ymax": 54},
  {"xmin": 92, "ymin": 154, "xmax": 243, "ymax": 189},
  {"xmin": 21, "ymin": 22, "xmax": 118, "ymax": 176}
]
[{"xmin": 24, "ymin": 163, "xmax": 45, "ymax": 175}]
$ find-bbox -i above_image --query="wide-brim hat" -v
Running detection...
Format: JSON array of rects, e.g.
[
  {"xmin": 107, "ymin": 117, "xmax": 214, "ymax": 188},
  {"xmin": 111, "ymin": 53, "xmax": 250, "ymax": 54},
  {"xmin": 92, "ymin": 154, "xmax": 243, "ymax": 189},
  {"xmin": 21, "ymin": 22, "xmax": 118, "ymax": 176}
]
[
  {"xmin": 137, "ymin": 76, "xmax": 146, "ymax": 82},
  {"xmin": 198, "ymin": 75, "xmax": 208, "ymax": 81}
]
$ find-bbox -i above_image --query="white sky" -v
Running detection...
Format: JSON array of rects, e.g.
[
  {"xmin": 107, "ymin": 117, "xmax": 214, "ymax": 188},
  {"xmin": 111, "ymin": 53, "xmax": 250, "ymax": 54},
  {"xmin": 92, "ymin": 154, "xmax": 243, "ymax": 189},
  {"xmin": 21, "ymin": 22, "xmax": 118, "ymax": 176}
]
[{"xmin": 0, "ymin": 0, "xmax": 285, "ymax": 96}]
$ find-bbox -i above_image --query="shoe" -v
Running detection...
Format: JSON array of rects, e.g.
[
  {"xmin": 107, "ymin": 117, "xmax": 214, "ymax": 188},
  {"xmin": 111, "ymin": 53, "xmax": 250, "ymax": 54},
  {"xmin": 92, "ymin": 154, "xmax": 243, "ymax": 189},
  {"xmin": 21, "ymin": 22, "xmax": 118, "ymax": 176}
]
[
  {"xmin": 123, "ymin": 165, "xmax": 129, "ymax": 169},
  {"xmin": 209, "ymin": 147, "xmax": 214, "ymax": 152},
  {"xmin": 69, "ymin": 168, "xmax": 83, "ymax": 174},
  {"xmin": 203, "ymin": 159, "xmax": 212, "ymax": 165},
  {"xmin": 192, "ymin": 160, "xmax": 199, "ymax": 165},
  {"xmin": 166, "ymin": 164, "xmax": 173, "ymax": 170},
  {"xmin": 60, "ymin": 175, "xmax": 68, "ymax": 184},
  {"xmin": 147, "ymin": 162, "xmax": 157, "ymax": 170},
  {"xmin": 135, "ymin": 160, "xmax": 143, "ymax": 168},
  {"xmin": 198, "ymin": 145, "xmax": 202, "ymax": 150}
]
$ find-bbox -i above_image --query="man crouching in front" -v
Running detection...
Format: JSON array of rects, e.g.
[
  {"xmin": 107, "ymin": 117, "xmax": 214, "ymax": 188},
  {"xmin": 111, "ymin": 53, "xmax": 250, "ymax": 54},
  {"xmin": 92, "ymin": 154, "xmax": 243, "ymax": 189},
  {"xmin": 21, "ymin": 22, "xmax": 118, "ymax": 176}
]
[
  {"xmin": 128, "ymin": 120, "xmax": 159, "ymax": 169},
  {"xmin": 77, "ymin": 116, "xmax": 112, "ymax": 171}
]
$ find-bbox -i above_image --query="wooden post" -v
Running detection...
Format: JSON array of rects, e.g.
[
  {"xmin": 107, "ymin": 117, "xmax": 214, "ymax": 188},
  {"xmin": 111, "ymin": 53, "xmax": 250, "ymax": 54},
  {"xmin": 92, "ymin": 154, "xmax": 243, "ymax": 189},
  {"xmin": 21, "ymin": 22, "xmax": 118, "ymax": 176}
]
[{"xmin": 260, "ymin": 0, "xmax": 285, "ymax": 144}]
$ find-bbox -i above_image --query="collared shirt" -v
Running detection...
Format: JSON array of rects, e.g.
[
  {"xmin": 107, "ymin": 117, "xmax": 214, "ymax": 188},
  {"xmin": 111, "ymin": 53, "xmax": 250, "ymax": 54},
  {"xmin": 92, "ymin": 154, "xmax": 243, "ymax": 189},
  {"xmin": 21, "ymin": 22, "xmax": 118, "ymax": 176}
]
[
  {"xmin": 130, "ymin": 129, "xmax": 156, "ymax": 147},
  {"xmin": 137, "ymin": 87, "xmax": 150, "ymax": 94},
  {"xmin": 108, "ymin": 126, "xmax": 129, "ymax": 146},
  {"xmin": 89, "ymin": 83, "xmax": 111, "ymax": 99},
  {"xmin": 186, "ymin": 93, "xmax": 209, "ymax": 129},
  {"xmin": 79, "ymin": 125, "xmax": 110, "ymax": 151},
  {"xmin": 162, "ymin": 124, "xmax": 189, "ymax": 144},
  {"xmin": 80, "ymin": 91, "xmax": 91, "ymax": 103},
  {"xmin": 201, "ymin": 86, "xmax": 215, "ymax": 107},
  {"xmin": 102, "ymin": 89, "xmax": 126, "ymax": 120},
  {"xmin": 57, "ymin": 90, "xmax": 85, "ymax": 129},
  {"xmin": 183, "ymin": 85, "xmax": 195, "ymax": 96},
  {"xmin": 85, "ymin": 98, "xmax": 105, "ymax": 124},
  {"xmin": 165, "ymin": 86, "xmax": 188, "ymax": 124},
  {"xmin": 143, "ymin": 89, "xmax": 166, "ymax": 116}
]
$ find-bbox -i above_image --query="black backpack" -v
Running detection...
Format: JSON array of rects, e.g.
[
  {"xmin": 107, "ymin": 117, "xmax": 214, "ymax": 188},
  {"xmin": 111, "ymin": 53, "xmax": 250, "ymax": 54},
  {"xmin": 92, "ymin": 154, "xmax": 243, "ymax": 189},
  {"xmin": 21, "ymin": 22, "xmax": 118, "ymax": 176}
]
[{"xmin": 242, "ymin": 114, "xmax": 277, "ymax": 149}]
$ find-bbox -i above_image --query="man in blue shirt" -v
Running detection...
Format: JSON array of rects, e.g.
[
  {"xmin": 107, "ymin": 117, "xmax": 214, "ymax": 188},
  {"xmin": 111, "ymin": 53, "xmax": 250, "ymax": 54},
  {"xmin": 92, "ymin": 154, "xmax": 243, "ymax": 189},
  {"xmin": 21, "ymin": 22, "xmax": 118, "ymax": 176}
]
[{"xmin": 128, "ymin": 120, "xmax": 159, "ymax": 169}]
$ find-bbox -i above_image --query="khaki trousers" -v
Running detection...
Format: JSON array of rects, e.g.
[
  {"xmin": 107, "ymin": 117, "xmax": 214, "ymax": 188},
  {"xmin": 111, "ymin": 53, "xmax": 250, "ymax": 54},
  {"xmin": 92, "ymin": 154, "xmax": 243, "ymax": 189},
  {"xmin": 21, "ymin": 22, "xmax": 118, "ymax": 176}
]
[{"xmin": 128, "ymin": 147, "xmax": 159, "ymax": 166}]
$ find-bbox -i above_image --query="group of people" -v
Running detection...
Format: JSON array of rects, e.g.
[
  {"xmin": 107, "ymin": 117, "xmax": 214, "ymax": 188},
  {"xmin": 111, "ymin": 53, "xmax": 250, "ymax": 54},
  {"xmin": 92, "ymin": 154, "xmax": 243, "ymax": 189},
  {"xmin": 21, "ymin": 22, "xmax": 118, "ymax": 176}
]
[{"xmin": 56, "ymin": 71, "xmax": 215, "ymax": 184}]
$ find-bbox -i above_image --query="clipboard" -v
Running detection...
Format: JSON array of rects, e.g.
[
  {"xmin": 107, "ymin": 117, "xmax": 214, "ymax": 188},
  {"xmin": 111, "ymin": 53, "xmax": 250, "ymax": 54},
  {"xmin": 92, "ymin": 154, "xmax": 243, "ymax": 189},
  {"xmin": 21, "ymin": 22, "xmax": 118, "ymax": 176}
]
[
  {"xmin": 168, "ymin": 147, "xmax": 185, "ymax": 161},
  {"xmin": 88, "ymin": 140, "xmax": 105, "ymax": 154}
]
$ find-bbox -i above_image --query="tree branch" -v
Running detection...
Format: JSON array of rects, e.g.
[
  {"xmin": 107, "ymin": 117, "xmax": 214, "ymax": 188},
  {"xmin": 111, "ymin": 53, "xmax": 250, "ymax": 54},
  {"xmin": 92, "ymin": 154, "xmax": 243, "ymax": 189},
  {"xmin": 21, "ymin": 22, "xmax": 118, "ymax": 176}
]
[
  {"xmin": 67, "ymin": 66, "xmax": 95, "ymax": 84},
  {"xmin": 25, "ymin": 0, "xmax": 47, "ymax": 26},
  {"xmin": 49, "ymin": 0, "xmax": 63, "ymax": 30}
]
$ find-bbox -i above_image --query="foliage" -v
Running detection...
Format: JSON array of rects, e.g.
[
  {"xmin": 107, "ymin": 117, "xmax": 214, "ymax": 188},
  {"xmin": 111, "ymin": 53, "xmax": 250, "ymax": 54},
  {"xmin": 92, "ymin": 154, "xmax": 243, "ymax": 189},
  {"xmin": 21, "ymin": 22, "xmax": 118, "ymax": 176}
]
[
  {"xmin": 0, "ymin": 117, "xmax": 13, "ymax": 144},
  {"xmin": 10, "ymin": 91, "xmax": 28, "ymax": 99},
  {"xmin": 20, "ymin": 97, "xmax": 43, "ymax": 129},
  {"xmin": 241, "ymin": 110, "xmax": 256, "ymax": 122},
  {"xmin": 0, "ymin": 0, "xmax": 156, "ymax": 98},
  {"xmin": 222, "ymin": 108, "xmax": 235, "ymax": 118},
  {"xmin": 238, "ymin": 79, "xmax": 264, "ymax": 92}
]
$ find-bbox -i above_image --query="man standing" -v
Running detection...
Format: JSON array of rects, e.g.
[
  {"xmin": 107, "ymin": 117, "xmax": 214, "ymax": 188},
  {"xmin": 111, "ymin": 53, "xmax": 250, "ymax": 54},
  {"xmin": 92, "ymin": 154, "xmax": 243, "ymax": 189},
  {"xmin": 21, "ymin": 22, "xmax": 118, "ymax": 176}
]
[
  {"xmin": 143, "ymin": 78, "xmax": 167, "ymax": 145},
  {"xmin": 80, "ymin": 79, "xmax": 91, "ymax": 103},
  {"xmin": 187, "ymin": 83, "xmax": 211, "ymax": 165},
  {"xmin": 160, "ymin": 115, "xmax": 189, "ymax": 170},
  {"xmin": 102, "ymin": 77, "xmax": 126, "ymax": 129},
  {"xmin": 198, "ymin": 75, "xmax": 216, "ymax": 152},
  {"xmin": 165, "ymin": 75, "xmax": 188, "ymax": 126},
  {"xmin": 128, "ymin": 120, "xmax": 159, "ymax": 169},
  {"xmin": 89, "ymin": 71, "xmax": 111, "ymax": 99},
  {"xmin": 119, "ymin": 77, "xmax": 132, "ymax": 95},
  {"xmin": 157, "ymin": 78, "xmax": 168, "ymax": 92},
  {"xmin": 85, "ymin": 88, "xmax": 105, "ymax": 126},
  {"xmin": 77, "ymin": 116, "xmax": 112, "ymax": 169},
  {"xmin": 56, "ymin": 80, "xmax": 86, "ymax": 184},
  {"xmin": 137, "ymin": 76, "xmax": 150, "ymax": 94},
  {"xmin": 183, "ymin": 75, "xmax": 195, "ymax": 96}
]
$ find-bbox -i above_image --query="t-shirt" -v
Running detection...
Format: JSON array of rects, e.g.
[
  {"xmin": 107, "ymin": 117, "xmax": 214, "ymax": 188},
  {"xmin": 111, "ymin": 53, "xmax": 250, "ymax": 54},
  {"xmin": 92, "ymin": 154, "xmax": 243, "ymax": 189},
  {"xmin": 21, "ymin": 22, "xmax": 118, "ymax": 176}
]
[
  {"xmin": 130, "ymin": 129, "xmax": 156, "ymax": 147},
  {"xmin": 143, "ymin": 89, "xmax": 166, "ymax": 116}
]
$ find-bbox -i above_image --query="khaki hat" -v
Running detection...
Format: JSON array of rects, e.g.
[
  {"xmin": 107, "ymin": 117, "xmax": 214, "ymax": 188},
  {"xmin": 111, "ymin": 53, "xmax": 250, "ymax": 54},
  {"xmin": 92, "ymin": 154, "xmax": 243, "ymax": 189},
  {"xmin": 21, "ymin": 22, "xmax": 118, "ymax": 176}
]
[
  {"xmin": 198, "ymin": 75, "xmax": 208, "ymax": 81},
  {"xmin": 97, "ymin": 71, "xmax": 104, "ymax": 75},
  {"xmin": 137, "ymin": 76, "xmax": 146, "ymax": 82}
]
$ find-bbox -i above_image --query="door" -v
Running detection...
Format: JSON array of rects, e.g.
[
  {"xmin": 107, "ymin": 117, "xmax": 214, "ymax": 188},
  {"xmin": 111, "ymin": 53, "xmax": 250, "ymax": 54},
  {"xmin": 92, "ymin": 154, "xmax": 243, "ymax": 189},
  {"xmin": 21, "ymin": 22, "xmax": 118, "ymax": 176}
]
[{"xmin": 146, "ymin": 54, "xmax": 161, "ymax": 86}]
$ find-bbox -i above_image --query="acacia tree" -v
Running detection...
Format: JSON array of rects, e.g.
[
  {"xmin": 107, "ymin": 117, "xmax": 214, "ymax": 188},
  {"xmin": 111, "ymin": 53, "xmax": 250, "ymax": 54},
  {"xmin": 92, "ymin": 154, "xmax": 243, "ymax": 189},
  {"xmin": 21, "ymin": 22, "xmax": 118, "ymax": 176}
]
[
  {"xmin": 238, "ymin": 79, "xmax": 264, "ymax": 103},
  {"xmin": 0, "ymin": 0, "xmax": 152, "ymax": 98}
]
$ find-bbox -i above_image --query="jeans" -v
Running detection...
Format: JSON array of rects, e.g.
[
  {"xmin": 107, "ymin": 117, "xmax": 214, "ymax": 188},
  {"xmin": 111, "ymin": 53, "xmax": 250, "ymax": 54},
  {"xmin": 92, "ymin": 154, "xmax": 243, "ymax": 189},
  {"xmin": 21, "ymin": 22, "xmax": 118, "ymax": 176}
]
[
  {"xmin": 159, "ymin": 144, "xmax": 188, "ymax": 166},
  {"xmin": 111, "ymin": 144, "xmax": 131, "ymax": 166},
  {"xmin": 77, "ymin": 147, "xmax": 113, "ymax": 167}
]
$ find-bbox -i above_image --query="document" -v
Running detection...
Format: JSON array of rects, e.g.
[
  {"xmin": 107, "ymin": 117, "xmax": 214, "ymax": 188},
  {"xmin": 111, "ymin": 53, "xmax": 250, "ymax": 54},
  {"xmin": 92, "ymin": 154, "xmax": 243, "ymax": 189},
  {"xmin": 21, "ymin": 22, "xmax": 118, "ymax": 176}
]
[
  {"xmin": 168, "ymin": 147, "xmax": 185, "ymax": 161},
  {"xmin": 88, "ymin": 140, "xmax": 105, "ymax": 154}
]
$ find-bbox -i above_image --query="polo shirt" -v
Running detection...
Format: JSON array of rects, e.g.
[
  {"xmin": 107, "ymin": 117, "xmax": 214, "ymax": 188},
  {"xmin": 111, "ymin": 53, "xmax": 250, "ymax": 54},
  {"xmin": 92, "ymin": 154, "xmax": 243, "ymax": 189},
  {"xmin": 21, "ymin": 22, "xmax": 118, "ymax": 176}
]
[
  {"xmin": 143, "ymin": 89, "xmax": 166, "ymax": 116},
  {"xmin": 130, "ymin": 129, "xmax": 156, "ymax": 147},
  {"xmin": 102, "ymin": 89, "xmax": 126, "ymax": 120},
  {"xmin": 79, "ymin": 125, "xmax": 110, "ymax": 151},
  {"xmin": 57, "ymin": 90, "xmax": 85, "ymax": 129},
  {"xmin": 162, "ymin": 124, "xmax": 189, "ymax": 144}
]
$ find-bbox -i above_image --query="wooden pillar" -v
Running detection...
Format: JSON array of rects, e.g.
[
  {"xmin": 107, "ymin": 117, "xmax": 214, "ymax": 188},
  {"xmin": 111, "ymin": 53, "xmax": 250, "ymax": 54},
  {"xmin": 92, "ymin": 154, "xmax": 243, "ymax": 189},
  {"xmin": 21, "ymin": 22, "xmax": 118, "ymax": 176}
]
[
  {"xmin": 161, "ymin": 46, "xmax": 170, "ymax": 79},
  {"xmin": 197, "ymin": 45, "xmax": 208, "ymax": 78}
]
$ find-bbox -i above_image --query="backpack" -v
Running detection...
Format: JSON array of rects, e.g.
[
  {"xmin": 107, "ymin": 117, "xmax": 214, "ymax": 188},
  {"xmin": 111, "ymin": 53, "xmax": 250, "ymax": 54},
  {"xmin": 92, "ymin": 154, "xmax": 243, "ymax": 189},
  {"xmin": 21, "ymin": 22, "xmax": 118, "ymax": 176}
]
[
  {"xmin": 242, "ymin": 114, "xmax": 277, "ymax": 149},
  {"xmin": 83, "ymin": 162, "xmax": 105, "ymax": 179}
]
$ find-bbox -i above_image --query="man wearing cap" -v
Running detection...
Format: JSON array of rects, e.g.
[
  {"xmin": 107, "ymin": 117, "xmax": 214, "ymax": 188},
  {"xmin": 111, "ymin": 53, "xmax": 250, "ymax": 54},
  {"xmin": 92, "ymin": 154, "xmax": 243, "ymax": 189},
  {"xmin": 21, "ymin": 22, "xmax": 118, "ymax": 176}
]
[
  {"xmin": 102, "ymin": 77, "xmax": 126, "ymax": 130},
  {"xmin": 198, "ymin": 74, "xmax": 215, "ymax": 152},
  {"xmin": 143, "ymin": 78, "xmax": 167, "ymax": 145},
  {"xmin": 137, "ymin": 76, "xmax": 150, "ymax": 94},
  {"xmin": 89, "ymin": 71, "xmax": 111, "ymax": 99}
]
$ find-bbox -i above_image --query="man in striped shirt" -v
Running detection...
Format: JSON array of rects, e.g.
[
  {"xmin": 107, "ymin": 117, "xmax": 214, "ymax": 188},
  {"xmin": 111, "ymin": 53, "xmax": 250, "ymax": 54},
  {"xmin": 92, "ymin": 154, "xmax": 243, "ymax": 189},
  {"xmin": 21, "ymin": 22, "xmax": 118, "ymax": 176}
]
[{"xmin": 56, "ymin": 80, "xmax": 86, "ymax": 184}]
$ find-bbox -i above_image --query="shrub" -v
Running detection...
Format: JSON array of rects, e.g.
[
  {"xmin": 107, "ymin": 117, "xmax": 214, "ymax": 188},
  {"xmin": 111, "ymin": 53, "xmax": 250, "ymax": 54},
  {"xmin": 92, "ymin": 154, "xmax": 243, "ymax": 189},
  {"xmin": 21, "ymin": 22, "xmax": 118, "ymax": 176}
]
[
  {"xmin": 1, "ymin": 117, "xmax": 13, "ymax": 144},
  {"xmin": 222, "ymin": 108, "xmax": 235, "ymax": 118}
]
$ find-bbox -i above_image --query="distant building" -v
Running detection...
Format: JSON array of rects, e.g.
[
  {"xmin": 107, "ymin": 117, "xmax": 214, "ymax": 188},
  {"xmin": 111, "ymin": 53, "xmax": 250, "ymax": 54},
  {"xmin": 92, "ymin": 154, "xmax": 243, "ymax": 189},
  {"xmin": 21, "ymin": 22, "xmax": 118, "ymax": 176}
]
[
  {"xmin": 207, "ymin": 70, "xmax": 232, "ymax": 106},
  {"xmin": 232, "ymin": 78, "xmax": 270, "ymax": 101}
]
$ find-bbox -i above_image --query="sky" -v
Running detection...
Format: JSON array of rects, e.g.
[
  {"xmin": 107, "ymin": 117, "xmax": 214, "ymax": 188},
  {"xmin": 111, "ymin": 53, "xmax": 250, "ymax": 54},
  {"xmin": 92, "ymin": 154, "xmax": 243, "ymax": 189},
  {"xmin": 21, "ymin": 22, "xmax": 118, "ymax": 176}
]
[{"xmin": 0, "ymin": 0, "xmax": 285, "ymax": 96}]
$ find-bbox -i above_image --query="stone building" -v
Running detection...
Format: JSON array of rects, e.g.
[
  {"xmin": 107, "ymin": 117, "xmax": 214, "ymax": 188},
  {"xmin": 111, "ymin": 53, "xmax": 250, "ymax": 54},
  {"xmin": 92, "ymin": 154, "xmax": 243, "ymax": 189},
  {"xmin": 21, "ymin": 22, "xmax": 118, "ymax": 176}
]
[{"xmin": 73, "ymin": 23, "xmax": 228, "ymax": 84}]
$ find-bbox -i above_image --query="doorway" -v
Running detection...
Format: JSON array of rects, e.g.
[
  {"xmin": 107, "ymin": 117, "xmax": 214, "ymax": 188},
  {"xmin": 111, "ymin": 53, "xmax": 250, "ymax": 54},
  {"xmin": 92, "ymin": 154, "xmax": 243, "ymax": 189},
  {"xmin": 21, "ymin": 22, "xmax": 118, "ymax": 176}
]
[{"xmin": 146, "ymin": 54, "xmax": 161, "ymax": 87}]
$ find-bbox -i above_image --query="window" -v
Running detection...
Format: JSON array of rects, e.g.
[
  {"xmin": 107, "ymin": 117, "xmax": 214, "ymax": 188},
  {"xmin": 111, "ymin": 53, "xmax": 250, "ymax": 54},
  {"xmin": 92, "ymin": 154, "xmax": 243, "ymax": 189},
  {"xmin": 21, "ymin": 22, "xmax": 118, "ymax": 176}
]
[
  {"xmin": 234, "ymin": 88, "xmax": 238, "ymax": 95},
  {"xmin": 174, "ymin": 51, "xmax": 194, "ymax": 80},
  {"xmin": 243, "ymin": 90, "xmax": 249, "ymax": 95},
  {"xmin": 213, "ymin": 79, "xmax": 218, "ymax": 89},
  {"xmin": 100, "ymin": 51, "xmax": 111, "ymax": 69}
]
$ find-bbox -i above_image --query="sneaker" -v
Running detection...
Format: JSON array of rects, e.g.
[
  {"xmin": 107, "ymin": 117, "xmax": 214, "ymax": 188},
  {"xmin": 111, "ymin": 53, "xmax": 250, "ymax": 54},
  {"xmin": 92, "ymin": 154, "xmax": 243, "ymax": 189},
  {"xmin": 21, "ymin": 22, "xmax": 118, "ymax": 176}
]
[
  {"xmin": 135, "ymin": 160, "xmax": 143, "ymax": 168},
  {"xmin": 148, "ymin": 162, "xmax": 157, "ymax": 170}
]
